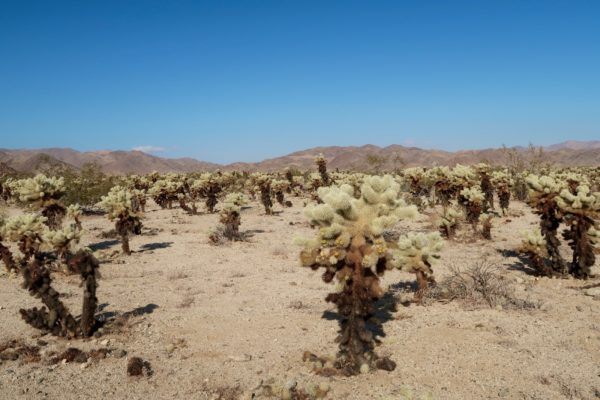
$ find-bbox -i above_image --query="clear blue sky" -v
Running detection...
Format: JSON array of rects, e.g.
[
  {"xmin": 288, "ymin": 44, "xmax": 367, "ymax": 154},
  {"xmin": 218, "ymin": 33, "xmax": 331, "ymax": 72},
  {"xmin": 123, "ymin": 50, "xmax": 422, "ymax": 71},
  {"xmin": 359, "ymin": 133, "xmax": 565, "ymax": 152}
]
[{"xmin": 1, "ymin": 1, "xmax": 599, "ymax": 163}]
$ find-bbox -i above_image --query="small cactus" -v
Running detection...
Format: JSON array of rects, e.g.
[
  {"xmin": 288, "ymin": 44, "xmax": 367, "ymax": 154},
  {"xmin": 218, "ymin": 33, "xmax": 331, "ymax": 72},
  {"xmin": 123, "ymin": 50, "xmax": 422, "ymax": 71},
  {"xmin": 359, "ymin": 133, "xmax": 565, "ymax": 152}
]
[{"xmin": 97, "ymin": 187, "xmax": 142, "ymax": 255}]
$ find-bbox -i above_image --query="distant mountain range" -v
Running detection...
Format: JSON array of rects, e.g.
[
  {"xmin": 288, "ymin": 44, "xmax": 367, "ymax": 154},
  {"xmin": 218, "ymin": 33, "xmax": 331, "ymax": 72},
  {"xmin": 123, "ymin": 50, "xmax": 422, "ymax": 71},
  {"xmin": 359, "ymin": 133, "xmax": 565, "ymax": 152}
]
[{"xmin": 1, "ymin": 140, "xmax": 599, "ymax": 175}]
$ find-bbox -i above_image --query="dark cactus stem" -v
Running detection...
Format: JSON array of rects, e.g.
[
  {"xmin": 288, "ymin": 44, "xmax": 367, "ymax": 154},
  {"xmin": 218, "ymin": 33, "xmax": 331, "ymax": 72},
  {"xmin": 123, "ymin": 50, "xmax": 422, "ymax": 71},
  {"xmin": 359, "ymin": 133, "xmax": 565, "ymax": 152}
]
[
  {"xmin": 322, "ymin": 247, "xmax": 395, "ymax": 375},
  {"xmin": 42, "ymin": 204, "xmax": 66, "ymax": 231},
  {"xmin": 563, "ymin": 217, "xmax": 595, "ymax": 279},
  {"xmin": 539, "ymin": 205, "xmax": 566, "ymax": 274},
  {"xmin": 498, "ymin": 189, "xmax": 510, "ymax": 216},
  {"xmin": 317, "ymin": 160, "xmax": 330, "ymax": 185},
  {"xmin": 0, "ymin": 241, "xmax": 17, "ymax": 272},
  {"xmin": 259, "ymin": 182, "xmax": 273, "ymax": 215},
  {"xmin": 481, "ymin": 220, "xmax": 492, "ymax": 240},
  {"xmin": 116, "ymin": 215, "xmax": 142, "ymax": 256},
  {"xmin": 275, "ymin": 190, "xmax": 285, "ymax": 206},
  {"xmin": 20, "ymin": 256, "xmax": 80, "ymax": 337},
  {"xmin": 221, "ymin": 211, "xmax": 241, "ymax": 241},
  {"xmin": 480, "ymin": 174, "xmax": 494, "ymax": 212},
  {"xmin": 67, "ymin": 251, "xmax": 100, "ymax": 337},
  {"xmin": 466, "ymin": 203, "xmax": 482, "ymax": 234}
]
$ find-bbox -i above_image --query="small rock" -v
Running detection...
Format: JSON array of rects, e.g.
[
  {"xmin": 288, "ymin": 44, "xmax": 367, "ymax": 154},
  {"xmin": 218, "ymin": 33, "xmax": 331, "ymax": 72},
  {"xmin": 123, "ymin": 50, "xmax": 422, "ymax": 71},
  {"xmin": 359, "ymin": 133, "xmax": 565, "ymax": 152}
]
[
  {"xmin": 514, "ymin": 277, "xmax": 524, "ymax": 284},
  {"xmin": 584, "ymin": 288, "xmax": 600, "ymax": 297},
  {"xmin": 112, "ymin": 349, "xmax": 127, "ymax": 358},
  {"xmin": 100, "ymin": 339, "xmax": 109, "ymax": 346}
]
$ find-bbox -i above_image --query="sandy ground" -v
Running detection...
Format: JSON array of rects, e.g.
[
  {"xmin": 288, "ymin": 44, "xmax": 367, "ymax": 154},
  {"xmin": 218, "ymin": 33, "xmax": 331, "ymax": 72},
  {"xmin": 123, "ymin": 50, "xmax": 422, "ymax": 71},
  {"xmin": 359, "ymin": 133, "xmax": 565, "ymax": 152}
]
[{"xmin": 0, "ymin": 197, "xmax": 599, "ymax": 400}]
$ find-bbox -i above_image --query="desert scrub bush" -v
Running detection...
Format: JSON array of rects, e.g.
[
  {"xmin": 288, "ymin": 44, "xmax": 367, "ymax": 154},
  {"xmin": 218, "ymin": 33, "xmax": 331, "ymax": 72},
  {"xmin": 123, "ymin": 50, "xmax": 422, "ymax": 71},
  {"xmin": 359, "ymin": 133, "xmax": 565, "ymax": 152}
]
[
  {"xmin": 97, "ymin": 187, "xmax": 142, "ymax": 255},
  {"xmin": 314, "ymin": 153, "xmax": 330, "ymax": 185},
  {"xmin": 209, "ymin": 193, "xmax": 249, "ymax": 243},
  {"xmin": 60, "ymin": 162, "xmax": 118, "ymax": 206},
  {"xmin": 12, "ymin": 174, "xmax": 67, "ymax": 230},
  {"xmin": 491, "ymin": 170, "xmax": 513, "ymax": 216},
  {"xmin": 526, "ymin": 174, "xmax": 567, "ymax": 275},
  {"xmin": 519, "ymin": 229, "xmax": 555, "ymax": 276},
  {"xmin": 425, "ymin": 262, "xmax": 537, "ymax": 310},
  {"xmin": 298, "ymin": 175, "xmax": 422, "ymax": 375},
  {"xmin": 459, "ymin": 187, "xmax": 484, "ymax": 234},
  {"xmin": 439, "ymin": 207, "xmax": 462, "ymax": 239},
  {"xmin": 556, "ymin": 185, "xmax": 600, "ymax": 278}
]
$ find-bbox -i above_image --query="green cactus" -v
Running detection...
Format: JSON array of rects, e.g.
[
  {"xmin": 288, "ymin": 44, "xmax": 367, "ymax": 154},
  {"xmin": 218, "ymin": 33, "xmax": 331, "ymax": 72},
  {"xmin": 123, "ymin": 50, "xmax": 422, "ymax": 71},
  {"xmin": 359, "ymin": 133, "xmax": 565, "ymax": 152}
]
[
  {"xmin": 210, "ymin": 192, "xmax": 249, "ymax": 242},
  {"xmin": 491, "ymin": 170, "xmax": 513, "ymax": 216}
]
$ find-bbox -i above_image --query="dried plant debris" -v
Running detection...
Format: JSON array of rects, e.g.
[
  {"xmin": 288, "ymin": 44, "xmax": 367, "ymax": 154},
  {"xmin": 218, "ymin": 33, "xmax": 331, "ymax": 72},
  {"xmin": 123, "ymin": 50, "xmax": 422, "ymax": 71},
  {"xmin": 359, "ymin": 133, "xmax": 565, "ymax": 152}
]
[{"xmin": 424, "ymin": 262, "xmax": 541, "ymax": 310}]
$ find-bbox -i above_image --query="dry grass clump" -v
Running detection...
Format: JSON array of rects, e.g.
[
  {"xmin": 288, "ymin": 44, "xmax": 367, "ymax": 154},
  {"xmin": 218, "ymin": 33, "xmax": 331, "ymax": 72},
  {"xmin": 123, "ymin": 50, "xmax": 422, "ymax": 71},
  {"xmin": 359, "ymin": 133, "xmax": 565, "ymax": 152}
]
[{"xmin": 424, "ymin": 262, "xmax": 540, "ymax": 310}]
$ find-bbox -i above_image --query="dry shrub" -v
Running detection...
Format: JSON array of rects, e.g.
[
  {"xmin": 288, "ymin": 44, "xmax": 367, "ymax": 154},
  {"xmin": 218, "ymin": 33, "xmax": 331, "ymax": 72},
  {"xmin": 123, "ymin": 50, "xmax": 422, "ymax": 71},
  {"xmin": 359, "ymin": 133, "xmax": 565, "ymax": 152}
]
[{"xmin": 425, "ymin": 261, "xmax": 540, "ymax": 310}]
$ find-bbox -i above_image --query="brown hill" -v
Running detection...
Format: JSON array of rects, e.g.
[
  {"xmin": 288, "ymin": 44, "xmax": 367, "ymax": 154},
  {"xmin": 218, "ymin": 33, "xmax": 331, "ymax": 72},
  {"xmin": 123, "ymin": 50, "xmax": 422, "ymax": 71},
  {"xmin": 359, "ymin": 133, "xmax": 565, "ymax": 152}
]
[
  {"xmin": 0, "ymin": 149, "xmax": 220, "ymax": 175},
  {"xmin": 0, "ymin": 140, "xmax": 598, "ymax": 175}
]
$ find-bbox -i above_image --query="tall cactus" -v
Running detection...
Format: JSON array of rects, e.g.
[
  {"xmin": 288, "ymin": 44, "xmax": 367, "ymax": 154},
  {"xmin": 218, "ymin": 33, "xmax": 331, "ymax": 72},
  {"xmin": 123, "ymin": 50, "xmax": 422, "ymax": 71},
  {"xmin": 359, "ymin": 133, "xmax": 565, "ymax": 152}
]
[
  {"xmin": 299, "ymin": 175, "xmax": 420, "ymax": 375},
  {"xmin": 556, "ymin": 185, "xmax": 600, "ymax": 278}
]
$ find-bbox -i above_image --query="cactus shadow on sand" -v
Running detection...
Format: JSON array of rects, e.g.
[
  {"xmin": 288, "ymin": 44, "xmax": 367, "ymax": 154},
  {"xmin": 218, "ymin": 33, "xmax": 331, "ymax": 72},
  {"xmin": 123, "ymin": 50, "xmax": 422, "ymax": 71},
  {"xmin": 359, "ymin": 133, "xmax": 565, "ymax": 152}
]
[
  {"xmin": 497, "ymin": 249, "xmax": 540, "ymax": 276},
  {"xmin": 88, "ymin": 239, "xmax": 120, "ymax": 251},
  {"xmin": 139, "ymin": 242, "xmax": 173, "ymax": 251}
]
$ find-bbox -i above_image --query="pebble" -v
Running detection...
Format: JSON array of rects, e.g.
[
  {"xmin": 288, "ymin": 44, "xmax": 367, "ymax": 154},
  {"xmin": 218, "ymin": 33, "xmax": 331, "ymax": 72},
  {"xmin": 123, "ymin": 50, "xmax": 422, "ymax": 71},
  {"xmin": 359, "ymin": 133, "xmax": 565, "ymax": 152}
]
[
  {"xmin": 100, "ymin": 339, "xmax": 110, "ymax": 346},
  {"xmin": 584, "ymin": 288, "xmax": 600, "ymax": 297}
]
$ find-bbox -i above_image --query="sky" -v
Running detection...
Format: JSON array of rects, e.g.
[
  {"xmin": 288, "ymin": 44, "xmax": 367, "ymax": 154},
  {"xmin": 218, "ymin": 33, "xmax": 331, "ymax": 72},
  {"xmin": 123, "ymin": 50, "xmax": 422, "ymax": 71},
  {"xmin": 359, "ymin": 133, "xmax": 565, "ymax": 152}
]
[{"xmin": 1, "ymin": 1, "xmax": 599, "ymax": 163}]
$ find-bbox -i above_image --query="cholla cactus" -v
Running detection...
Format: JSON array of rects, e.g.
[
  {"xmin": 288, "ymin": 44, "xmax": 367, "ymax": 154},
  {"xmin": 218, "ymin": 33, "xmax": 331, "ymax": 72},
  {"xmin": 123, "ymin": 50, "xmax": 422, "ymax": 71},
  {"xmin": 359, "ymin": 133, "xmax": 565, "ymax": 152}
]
[
  {"xmin": 0, "ymin": 215, "xmax": 16, "ymax": 272},
  {"xmin": 97, "ymin": 187, "xmax": 142, "ymax": 255},
  {"xmin": 299, "ymin": 175, "xmax": 420, "ymax": 375},
  {"xmin": 403, "ymin": 167, "xmax": 430, "ymax": 209},
  {"xmin": 252, "ymin": 174, "xmax": 273, "ymax": 215},
  {"xmin": 475, "ymin": 164, "xmax": 494, "ymax": 212},
  {"xmin": 556, "ymin": 185, "xmax": 600, "ymax": 278},
  {"xmin": 460, "ymin": 187, "xmax": 484, "ymax": 234},
  {"xmin": 272, "ymin": 179, "xmax": 292, "ymax": 207},
  {"xmin": 148, "ymin": 177, "xmax": 180, "ymax": 209},
  {"xmin": 526, "ymin": 174, "xmax": 566, "ymax": 274},
  {"xmin": 491, "ymin": 170, "xmax": 513, "ymax": 215},
  {"xmin": 439, "ymin": 207, "xmax": 462, "ymax": 239},
  {"xmin": 19, "ymin": 249, "xmax": 100, "ymax": 337},
  {"xmin": 12, "ymin": 174, "xmax": 66, "ymax": 230},
  {"xmin": 66, "ymin": 204, "xmax": 83, "ymax": 230},
  {"xmin": 43, "ymin": 224, "xmax": 81, "ymax": 266},
  {"xmin": 2, "ymin": 213, "xmax": 48, "ymax": 260},
  {"xmin": 210, "ymin": 192, "xmax": 249, "ymax": 242},
  {"xmin": 191, "ymin": 173, "xmax": 222, "ymax": 213},
  {"xmin": 429, "ymin": 166, "xmax": 454, "ymax": 212},
  {"xmin": 479, "ymin": 213, "xmax": 493, "ymax": 240},
  {"xmin": 389, "ymin": 232, "xmax": 443, "ymax": 300},
  {"xmin": 315, "ymin": 153, "xmax": 330, "ymax": 185},
  {"xmin": 520, "ymin": 230, "xmax": 553, "ymax": 276}
]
